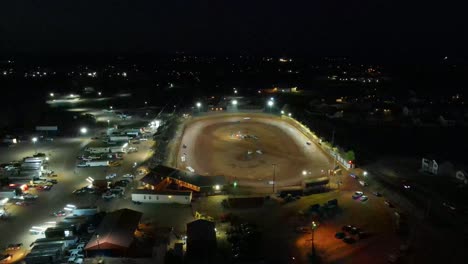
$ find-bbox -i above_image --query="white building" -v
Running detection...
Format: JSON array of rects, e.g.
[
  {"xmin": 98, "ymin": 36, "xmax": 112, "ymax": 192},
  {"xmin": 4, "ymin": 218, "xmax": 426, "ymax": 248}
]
[{"xmin": 132, "ymin": 190, "xmax": 192, "ymax": 205}]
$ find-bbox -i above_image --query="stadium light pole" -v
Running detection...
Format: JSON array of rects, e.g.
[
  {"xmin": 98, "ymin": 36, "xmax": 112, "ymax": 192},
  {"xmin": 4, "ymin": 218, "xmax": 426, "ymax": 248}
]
[
  {"xmin": 32, "ymin": 137, "xmax": 38, "ymax": 154},
  {"xmin": 267, "ymin": 100, "xmax": 274, "ymax": 113},
  {"xmin": 231, "ymin": 100, "xmax": 238, "ymax": 112},
  {"xmin": 272, "ymin": 164, "xmax": 277, "ymax": 194}
]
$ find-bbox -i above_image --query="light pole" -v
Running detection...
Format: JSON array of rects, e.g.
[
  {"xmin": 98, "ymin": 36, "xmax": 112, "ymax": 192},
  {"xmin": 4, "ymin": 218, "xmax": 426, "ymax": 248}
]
[
  {"xmin": 32, "ymin": 137, "xmax": 38, "ymax": 154},
  {"xmin": 80, "ymin": 127, "xmax": 88, "ymax": 135},
  {"xmin": 96, "ymin": 233, "xmax": 100, "ymax": 250},
  {"xmin": 267, "ymin": 100, "xmax": 274, "ymax": 113},
  {"xmin": 311, "ymin": 221, "xmax": 319, "ymax": 257},
  {"xmin": 107, "ymin": 120, "xmax": 110, "ymax": 128},
  {"xmin": 231, "ymin": 100, "xmax": 238, "ymax": 112},
  {"xmin": 272, "ymin": 164, "xmax": 277, "ymax": 194},
  {"xmin": 331, "ymin": 129, "xmax": 336, "ymax": 175},
  {"xmin": 196, "ymin": 102, "xmax": 202, "ymax": 113}
]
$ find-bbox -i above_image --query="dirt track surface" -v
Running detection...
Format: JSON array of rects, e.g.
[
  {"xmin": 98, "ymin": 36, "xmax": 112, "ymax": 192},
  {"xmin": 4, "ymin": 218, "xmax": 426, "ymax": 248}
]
[{"xmin": 177, "ymin": 113, "xmax": 332, "ymax": 191}]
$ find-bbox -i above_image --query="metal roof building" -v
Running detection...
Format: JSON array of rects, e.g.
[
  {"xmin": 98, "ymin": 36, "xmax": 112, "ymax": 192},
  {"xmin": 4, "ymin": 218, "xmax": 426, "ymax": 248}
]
[
  {"xmin": 85, "ymin": 208, "xmax": 142, "ymax": 257},
  {"xmin": 186, "ymin": 219, "xmax": 217, "ymax": 260}
]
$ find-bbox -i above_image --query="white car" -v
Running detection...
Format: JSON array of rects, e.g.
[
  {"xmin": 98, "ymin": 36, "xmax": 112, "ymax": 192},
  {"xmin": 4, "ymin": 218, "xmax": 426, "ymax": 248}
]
[
  {"xmin": 186, "ymin": 166, "xmax": 195, "ymax": 173},
  {"xmin": 106, "ymin": 173, "xmax": 117, "ymax": 180},
  {"xmin": 23, "ymin": 193, "xmax": 38, "ymax": 199},
  {"xmin": 352, "ymin": 191, "xmax": 364, "ymax": 199},
  {"xmin": 122, "ymin": 174, "xmax": 134, "ymax": 179},
  {"xmin": 102, "ymin": 193, "xmax": 116, "ymax": 199}
]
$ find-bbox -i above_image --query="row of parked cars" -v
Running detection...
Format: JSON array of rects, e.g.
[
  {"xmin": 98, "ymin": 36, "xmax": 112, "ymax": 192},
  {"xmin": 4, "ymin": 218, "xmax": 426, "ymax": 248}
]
[{"xmin": 335, "ymin": 224, "xmax": 370, "ymax": 244}]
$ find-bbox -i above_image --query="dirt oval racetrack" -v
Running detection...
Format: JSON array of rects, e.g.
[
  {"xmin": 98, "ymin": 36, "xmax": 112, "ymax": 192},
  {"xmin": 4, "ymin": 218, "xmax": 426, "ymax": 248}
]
[{"xmin": 176, "ymin": 113, "xmax": 331, "ymax": 191}]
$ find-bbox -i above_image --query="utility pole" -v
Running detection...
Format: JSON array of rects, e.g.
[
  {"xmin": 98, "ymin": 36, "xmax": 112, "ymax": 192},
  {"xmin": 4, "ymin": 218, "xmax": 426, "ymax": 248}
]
[
  {"xmin": 272, "ymin": 164, "xmax": 277, "ymax": 194},
  {"xmin": 331, "ymin": 128, "xmax": 336, "ymax": 174}
]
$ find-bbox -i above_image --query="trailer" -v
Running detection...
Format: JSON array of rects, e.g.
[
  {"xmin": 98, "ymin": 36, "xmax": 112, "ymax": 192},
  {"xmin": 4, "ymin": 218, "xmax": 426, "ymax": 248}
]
[
  {"xmin": 21, "ymin": 163, "xmax": 43, "ymax": 171},
  {"xmin": 110, "ymin": 146, "xmax": 125, "ymax": 153},
  {"xmin": 72, "ymin": 206, "xmax": 99, "ymax": 216},
  {"xmin": 18, "ymin": 169, "xmax": 42, "ymax": 178},
  {"xmin": 303, "ymin": 177, "xmax": 330, "ymax": 193},
  {"xmin": 85, "ymin": 147, "xmax": 110, "ymax": 154},
  {"xmin": 124, "ymin": 129, "xmax": 140, "ymax": 137},
  {"xmin": 23, "ymin": 157, "xmax": 44, "ymax": 164},
  {"xmin": 0, "ymin": 190, "xmax": 16, "ymax": 199},
  {"xmin": 109, "ymin": 136, "xmax": 130, "ymax": 142},
  {"xmin": 77, "ymin": 160, "xmax": 109, "ymax": 167}
]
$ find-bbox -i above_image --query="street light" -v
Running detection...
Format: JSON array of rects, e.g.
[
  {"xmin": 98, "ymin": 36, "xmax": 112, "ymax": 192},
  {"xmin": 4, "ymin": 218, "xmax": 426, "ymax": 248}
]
[
  {"xmin": 302, "ymin": 170, "xmax": 307, "ymax": 176},
  {"xmin": 50, "ymin": 93, "xmax": 54, "ymax": 97},
  {"xmin": 311, "ymin": 221, "xmax": 319, "ymax": 257},
  {"xmin": 32, "ymin": 137, "xmax": 38, "ymax": 153},
  {"xmin": 196, "ymin": 102, "xmax": 202, "ymax": 108},
  {"xmin": 288, "ymin": 113, "xmax": 292, "ymax": 117},
  {"xmin": 281, "ymin": 110, "xmax": 285, "ymax": 115},
  {"xmin": 267, "ymin": 100, "xmax": 274, "ymax": 113},
  {"xmin": 107, "ymin": 120, "xmax": 110, "ymax": 127},
  {"xmin": 363, "ymin": 171, "xmax": 368, "ymax": 177},
  {"xmin": 232, "ymin": 100, "xmax": 238, "ymax": 106},
  {"xmin": 80, "ymin": 127, "xmax": 88, "ymax": 135}
]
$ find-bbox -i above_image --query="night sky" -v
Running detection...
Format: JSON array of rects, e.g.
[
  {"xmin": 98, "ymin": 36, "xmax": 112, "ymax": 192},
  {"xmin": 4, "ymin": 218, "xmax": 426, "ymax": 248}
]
[{"xmin": 0, "ymin": 1, "xmax": 467, "ymax": 56}]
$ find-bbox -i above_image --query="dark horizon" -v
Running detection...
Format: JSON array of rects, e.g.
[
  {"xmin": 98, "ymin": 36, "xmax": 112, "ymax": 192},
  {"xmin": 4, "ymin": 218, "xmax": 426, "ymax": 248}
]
[{"xmin": 1, "ymin": 1, "xmax": 467, "ymax": 59}]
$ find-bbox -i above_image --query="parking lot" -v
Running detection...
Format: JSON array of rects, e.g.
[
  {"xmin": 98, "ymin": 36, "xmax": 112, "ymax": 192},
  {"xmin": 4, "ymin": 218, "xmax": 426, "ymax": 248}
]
[{"xmin": 0, "ymin": 105, "xmax": 158, "ymax": 263}]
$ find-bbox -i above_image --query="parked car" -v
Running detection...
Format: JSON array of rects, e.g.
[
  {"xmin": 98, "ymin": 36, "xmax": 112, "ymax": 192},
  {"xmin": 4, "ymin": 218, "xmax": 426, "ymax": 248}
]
[
  {"xmin": 106, "ymin": 173, "xmax": 117, "ymax": 180},
  {"xmin": 442, "ymin": 202, "xmax": 457, "ymax": 212},
  {"xmin": 335, "ymin": 232, "xmax": 346, "ymax": 239},
  {"xmin": 23, "ymin": 193, "xmax": 38, "ymax": 200},
  {"xmin": 360, "ymin": 195, "xmax": 369, "ymax": 202},
  {"xmin": 122, "ymin": 174, "xmax": 134, "ymax": 179},
  {"xmin": 349, "ymin": 226, "xmax": 361, "ymax": 235},
  {"xmin": 343, "ymin": 236, "xmax": 355, "ymax": 244},
  {"xmin": 295, "ymin": 227, "xmax": 310, "ymax": 234},
  {"xmin": 357, "ymin": 231, "xmax": 370, "ymax": 239},
  {"xmin": 102, "ymin": 192, "xmax": 116, "ymax": 199},
  {"xmin": 352, "ymin": 191, "xmax": 364, "ymax": 199},
  {"xmin": 372, "ymin": 191, "xmax": 382, "ymax": 197},
  {"xmin": 342, "ymin": 225, "xmax": 354, "ymax": 232},
  {"xmin": 47, "ymin": 179, "xmax": 58, "ymax": 184},
  {"xmin": 53, "ymin": 210, "xmax": 67, "ymax": 217},
  {"xmin": 384, "ymin": 200, "xmax": 395, "ymax": 208}
]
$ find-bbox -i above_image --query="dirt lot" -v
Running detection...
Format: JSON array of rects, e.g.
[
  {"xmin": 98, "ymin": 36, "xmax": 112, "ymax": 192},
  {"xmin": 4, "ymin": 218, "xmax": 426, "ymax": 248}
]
[{"xmin": 177, "ymin": 113, "xmax": 332, "ymax": 192}]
